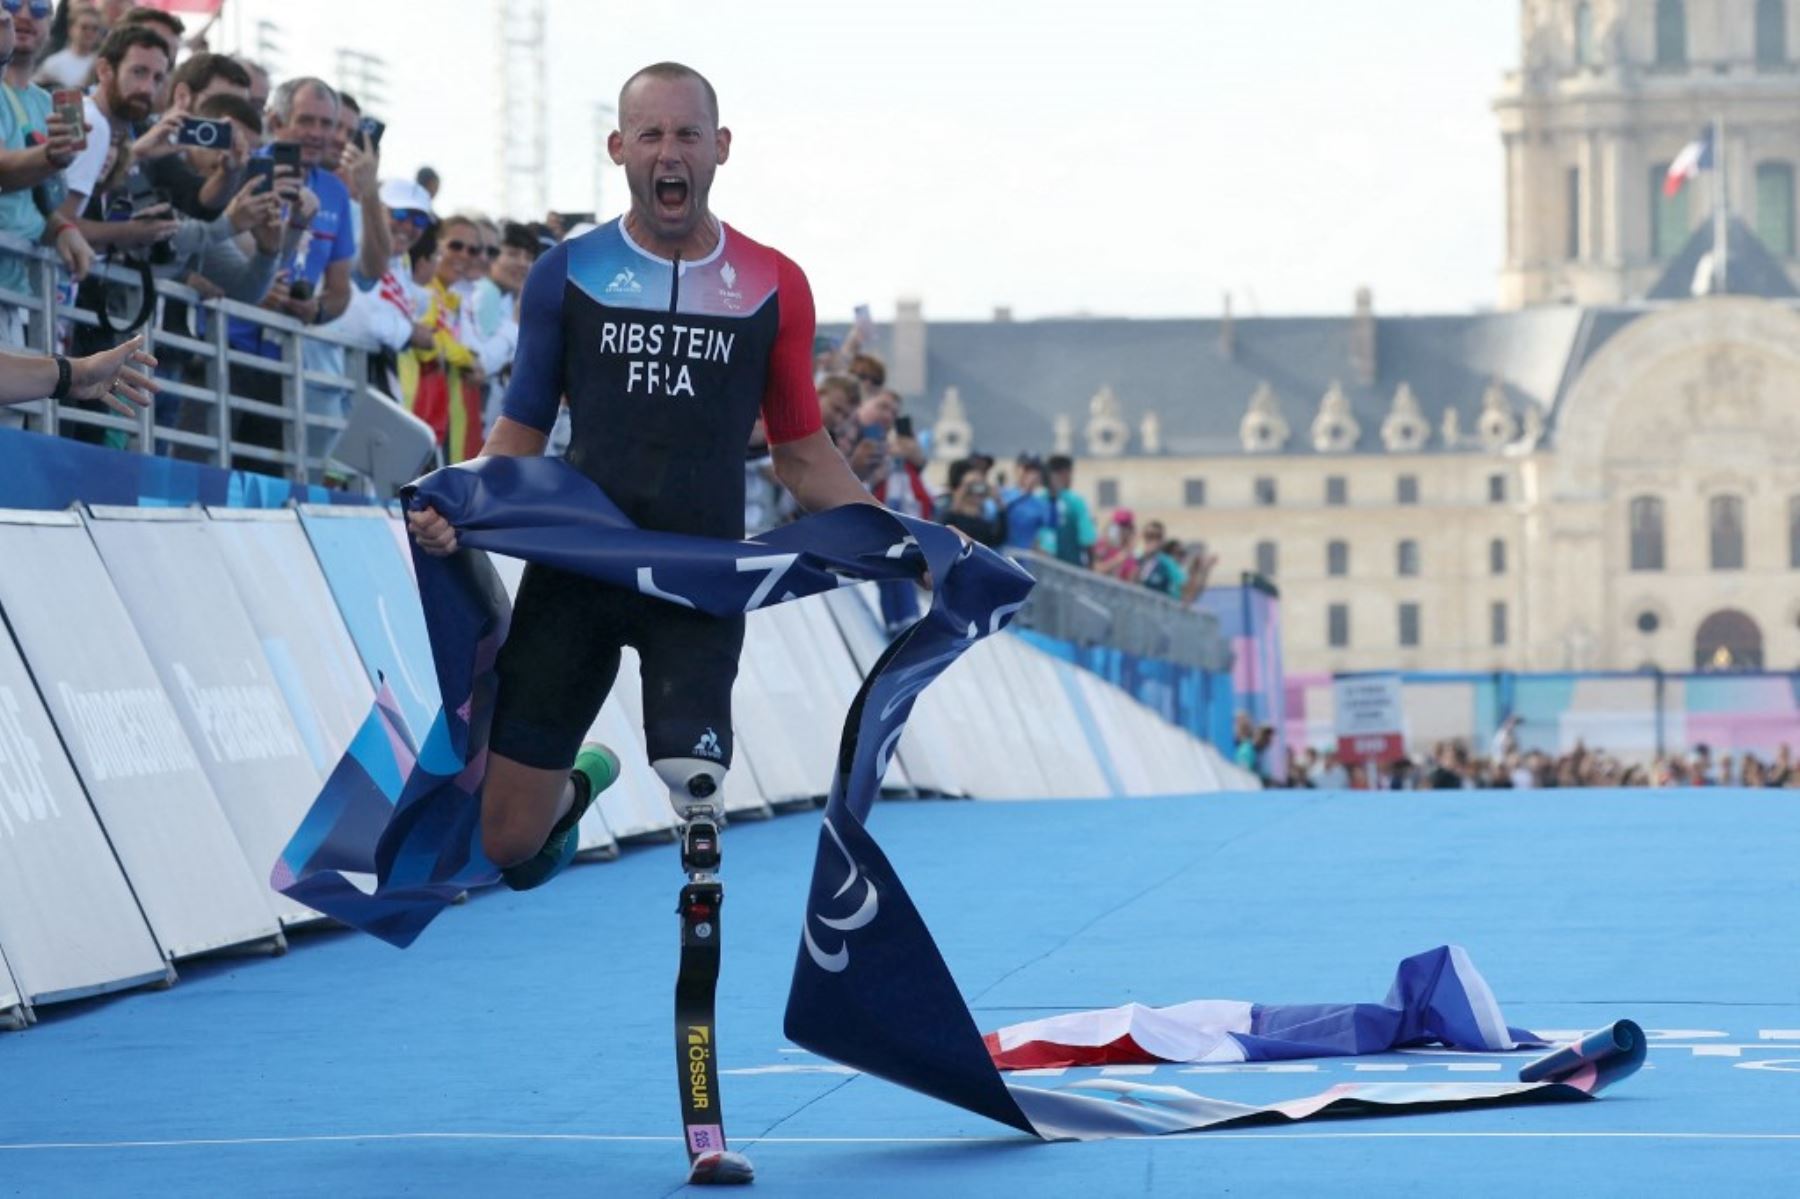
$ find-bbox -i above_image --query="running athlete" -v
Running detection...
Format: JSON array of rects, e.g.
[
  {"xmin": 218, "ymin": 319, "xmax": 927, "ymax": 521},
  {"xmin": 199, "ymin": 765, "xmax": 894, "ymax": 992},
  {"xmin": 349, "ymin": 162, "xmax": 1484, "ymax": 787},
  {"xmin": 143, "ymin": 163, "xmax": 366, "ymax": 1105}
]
[{"xmin": 406, "ymin": 62, "xmax": 881, "ymax": 886}]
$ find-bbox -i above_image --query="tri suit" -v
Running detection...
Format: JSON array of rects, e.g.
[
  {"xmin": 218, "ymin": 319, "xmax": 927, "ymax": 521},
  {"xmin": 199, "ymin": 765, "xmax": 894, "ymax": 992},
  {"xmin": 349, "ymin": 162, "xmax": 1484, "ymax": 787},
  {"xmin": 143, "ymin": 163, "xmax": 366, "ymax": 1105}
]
[{"xmin": 489, "ymin": 217, "xmax": 823, "ymax": 771}]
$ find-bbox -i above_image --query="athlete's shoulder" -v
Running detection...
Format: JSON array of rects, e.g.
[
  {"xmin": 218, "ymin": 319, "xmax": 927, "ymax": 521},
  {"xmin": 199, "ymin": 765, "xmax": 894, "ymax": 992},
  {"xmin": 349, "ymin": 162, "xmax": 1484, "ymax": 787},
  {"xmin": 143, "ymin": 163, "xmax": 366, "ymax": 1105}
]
[{"xmin": 721, "ymin": 223, "xmax": 808, "ymax": 287}]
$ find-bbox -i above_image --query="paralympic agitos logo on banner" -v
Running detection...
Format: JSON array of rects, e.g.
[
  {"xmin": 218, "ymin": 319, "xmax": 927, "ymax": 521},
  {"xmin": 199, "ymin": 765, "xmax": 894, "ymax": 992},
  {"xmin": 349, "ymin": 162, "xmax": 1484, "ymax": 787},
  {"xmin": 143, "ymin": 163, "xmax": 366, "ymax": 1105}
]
[{"xmin": 803, "ymin": 819, "xmax": 879, "ymax": 974}]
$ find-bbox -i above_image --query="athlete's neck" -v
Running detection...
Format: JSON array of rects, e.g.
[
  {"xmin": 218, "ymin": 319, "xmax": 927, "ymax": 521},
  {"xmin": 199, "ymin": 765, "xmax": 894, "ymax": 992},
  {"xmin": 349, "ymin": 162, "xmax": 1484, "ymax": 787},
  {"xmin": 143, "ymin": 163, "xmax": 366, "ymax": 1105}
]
[{"xmin": 623, "ymin": 208, "xmax": 720, "ymax": 263}]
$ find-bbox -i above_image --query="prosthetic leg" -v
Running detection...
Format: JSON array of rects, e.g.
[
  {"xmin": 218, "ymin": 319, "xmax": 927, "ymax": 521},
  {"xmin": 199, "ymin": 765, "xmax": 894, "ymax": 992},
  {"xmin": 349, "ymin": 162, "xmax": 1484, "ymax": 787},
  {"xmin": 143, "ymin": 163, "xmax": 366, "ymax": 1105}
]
[{"xmin": 657, "ymin": 758, "xmax": 756, "ymax": 1186}]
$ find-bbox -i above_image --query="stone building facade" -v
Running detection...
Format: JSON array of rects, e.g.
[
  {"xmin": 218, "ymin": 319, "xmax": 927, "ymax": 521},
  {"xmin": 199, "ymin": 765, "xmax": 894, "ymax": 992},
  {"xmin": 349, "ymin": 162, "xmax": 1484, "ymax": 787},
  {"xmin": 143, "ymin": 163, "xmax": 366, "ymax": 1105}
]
[{"xmin": 856, "ymin": 0, "xmax": 1800, "ymax": 677}]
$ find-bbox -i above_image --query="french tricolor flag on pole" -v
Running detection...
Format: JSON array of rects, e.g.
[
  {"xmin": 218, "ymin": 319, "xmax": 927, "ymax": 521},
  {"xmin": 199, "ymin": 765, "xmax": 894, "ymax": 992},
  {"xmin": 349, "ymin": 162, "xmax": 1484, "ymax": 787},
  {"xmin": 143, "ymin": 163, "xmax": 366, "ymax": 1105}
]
[{"xmin": 1664, "ymin": 126, "xmax": 1714, "ymax": 196}]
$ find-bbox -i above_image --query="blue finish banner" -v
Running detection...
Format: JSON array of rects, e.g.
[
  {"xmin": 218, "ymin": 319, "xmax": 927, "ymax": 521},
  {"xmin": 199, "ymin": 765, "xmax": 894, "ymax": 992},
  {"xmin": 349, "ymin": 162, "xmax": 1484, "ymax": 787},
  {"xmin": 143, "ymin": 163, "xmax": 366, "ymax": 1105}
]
[{"xmin": 273, "ymin": 455, "xmax": 1641, "ymax": 1140}]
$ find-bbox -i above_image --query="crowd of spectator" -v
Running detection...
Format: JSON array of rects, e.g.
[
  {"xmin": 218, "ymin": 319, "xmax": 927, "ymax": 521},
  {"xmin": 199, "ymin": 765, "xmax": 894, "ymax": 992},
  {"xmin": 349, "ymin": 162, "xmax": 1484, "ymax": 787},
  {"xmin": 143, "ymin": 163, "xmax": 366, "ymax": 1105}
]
[
  {"xmin": 0, "ymin": 0, "xmax": 566, "ymax": 475},
  {"xmin": 777, "ymin": 335, "xmax": 1219, "ymax": 618},
  {"xmin": 1279, "ymin": 737, "xmax": 1800, "ymax": 790},
  {"xmin": 4, "ymin": 1, "xmax": 1222, "ymax": 621}
]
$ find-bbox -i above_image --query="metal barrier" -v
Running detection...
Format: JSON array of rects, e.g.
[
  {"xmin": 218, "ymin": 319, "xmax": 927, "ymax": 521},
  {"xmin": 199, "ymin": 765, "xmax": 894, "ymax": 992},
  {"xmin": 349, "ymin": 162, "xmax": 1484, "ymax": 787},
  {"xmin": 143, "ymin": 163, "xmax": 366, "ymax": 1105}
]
[
  {"xmin": 1012, "ymin": 550, "xmax": 1232, "ymax": 672},
  {"xmin": 0, "ymin": 231, "xmax": 383, "ymax": 488}
]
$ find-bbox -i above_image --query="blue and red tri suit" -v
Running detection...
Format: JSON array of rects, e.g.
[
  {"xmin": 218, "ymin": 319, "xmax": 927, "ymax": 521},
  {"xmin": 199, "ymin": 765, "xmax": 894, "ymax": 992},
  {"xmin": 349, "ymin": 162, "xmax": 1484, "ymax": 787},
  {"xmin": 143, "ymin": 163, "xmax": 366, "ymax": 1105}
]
[
  {"xmin": 489, "ymin": 218, "xmax": 824, "ymax": 772},
  {"xmin": 502, "ymin": 217, "xmax": 822, "ymax": 538}
]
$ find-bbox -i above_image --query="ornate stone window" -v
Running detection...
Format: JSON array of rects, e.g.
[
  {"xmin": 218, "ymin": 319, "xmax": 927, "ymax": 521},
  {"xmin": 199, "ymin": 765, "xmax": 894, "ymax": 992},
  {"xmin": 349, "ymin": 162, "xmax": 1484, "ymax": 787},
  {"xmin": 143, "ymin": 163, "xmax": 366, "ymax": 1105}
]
[
  {"xmin": 1084, "ymin": 385, "xmax": 1128, "ymax": 458},
  {"xmin": 1239, "ymin": 382, "xmax": 1290, "ymax": 453},
  {"xmin": 1574, "ymin": 2, "xmax": 1595, "ymax": 66},
  {"xmin": 1710, "ymin": 495, "xmax": 1746, "ymax": 571},
  {"xmin": 1380, "ymin": 382, "xmax": 1428, "ymax": 453},
  {"xmin": 1478, "ymin": 379, "xmax": 1518, "ymax": 450},
  {"xmin": 1309, "ymin": 380, "xmax": 1360, "ymax": 453},
  {"xmin": 1629, "ymin": 496, "xmax": 1665, "ymax": 571},
  {"xmin": 1327, "ymin": 539, "xmax": 1349, "ymax": 577},
  {"xmin": 1655, "ymin": 0, "xmax": 1686, "ymax": 67},
  {"xmin": 931, "ymin": 386, "xmax": 971, "ymax": 462},
  {"xmin": 1757, "ymin": 0, "xmax": 1787, "ymax": 67},
  {"xmin": 1397, "ymin": 539, "xmax": 1421, "ymax": 577}
]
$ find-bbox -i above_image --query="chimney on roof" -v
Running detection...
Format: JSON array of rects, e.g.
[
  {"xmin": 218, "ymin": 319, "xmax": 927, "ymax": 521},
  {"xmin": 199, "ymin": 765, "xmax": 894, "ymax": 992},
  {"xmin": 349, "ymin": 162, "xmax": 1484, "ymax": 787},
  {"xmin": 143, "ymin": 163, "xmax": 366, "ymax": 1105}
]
[
  {"xmin": 890, "ymin": 297, "xmax": 926, "ymax": 396},
  {"xmin": 992, "ymin": 305, "xmax": 1013, "ymax": 322},
  {"xmin": 1219, "ymin": 292, "xmax": 1236, "ymax": 360},
  {"xmin": 1350, "ymin": 286, "xmax": 1376, "ymax": 386}
]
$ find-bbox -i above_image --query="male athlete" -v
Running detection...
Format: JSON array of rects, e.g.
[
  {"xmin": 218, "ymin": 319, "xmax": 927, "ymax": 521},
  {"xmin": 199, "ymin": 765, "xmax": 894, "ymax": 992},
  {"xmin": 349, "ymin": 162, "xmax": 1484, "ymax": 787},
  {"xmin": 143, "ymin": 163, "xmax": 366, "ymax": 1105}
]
[{"xmin": 406, "ymin": 63, "xmax": 881, "ymax": 888}]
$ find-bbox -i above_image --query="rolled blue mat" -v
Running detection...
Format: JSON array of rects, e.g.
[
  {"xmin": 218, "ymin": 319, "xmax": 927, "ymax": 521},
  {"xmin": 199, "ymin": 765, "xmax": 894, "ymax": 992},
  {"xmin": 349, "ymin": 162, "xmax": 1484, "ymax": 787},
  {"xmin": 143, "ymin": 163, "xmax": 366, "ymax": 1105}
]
[{"xmin": 1517, "ymin": 1020, "xmax": 1646, "ymax": 1091}]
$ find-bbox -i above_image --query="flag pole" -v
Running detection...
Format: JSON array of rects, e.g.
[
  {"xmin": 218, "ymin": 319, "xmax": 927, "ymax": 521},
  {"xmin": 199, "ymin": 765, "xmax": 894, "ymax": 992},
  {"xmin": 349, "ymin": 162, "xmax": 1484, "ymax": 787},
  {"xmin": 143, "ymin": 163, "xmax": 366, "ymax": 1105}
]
[{"xmin": 1714, "ymin": 113, "xmax": 1728, "ymax": 293}]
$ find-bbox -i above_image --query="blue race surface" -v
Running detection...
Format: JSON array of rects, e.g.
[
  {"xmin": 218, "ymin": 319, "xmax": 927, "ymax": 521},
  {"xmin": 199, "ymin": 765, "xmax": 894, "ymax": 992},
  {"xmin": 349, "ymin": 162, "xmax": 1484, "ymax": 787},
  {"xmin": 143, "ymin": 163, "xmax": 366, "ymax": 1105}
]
[{"xmin": 2, "ymin": 789, "xmax": 1797, "ymax": 1196}]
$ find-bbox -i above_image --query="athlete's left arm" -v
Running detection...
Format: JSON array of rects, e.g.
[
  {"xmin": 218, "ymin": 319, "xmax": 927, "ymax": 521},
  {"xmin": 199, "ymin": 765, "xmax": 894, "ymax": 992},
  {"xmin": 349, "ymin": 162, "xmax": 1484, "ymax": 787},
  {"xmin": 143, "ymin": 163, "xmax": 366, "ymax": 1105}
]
[
  {"xmin": 772, "ymin": 428, "xmax": 881, "ymax": 514},
  {"xmin": 764, "ymin": 254, "xmax": 879, "ymax": 513}
]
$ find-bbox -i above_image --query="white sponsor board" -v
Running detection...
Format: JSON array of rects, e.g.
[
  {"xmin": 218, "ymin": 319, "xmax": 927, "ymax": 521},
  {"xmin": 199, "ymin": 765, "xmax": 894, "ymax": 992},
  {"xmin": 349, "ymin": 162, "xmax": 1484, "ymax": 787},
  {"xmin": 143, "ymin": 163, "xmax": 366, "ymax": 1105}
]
[
  {"xmin": 0, "ymin": 513, "xmax": 277, "ymax": 959},
  {"xmin": 87, "ymin": 510, "xmax": 324, "ymax": 926},
  {"xmin": 204, "ymin": 510, "xmax": 374, "ymax": 776},
  {"xmin": 0, "ymin": 620, "xmax": 167, "ymax": 1005}
]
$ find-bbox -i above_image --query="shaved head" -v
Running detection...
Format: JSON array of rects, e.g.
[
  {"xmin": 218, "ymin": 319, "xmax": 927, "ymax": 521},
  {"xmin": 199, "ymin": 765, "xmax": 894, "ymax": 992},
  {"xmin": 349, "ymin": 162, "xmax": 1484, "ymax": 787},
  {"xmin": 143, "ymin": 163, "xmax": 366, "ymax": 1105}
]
[{"xmin": 619, "ymin": 61, "xmax": 718, "ymax": 129}]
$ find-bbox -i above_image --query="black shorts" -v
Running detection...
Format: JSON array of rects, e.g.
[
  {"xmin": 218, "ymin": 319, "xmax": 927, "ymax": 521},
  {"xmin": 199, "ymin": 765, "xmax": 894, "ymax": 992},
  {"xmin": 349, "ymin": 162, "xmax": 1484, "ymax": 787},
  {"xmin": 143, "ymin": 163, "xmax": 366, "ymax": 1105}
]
[{"xmin": 488, "ymin": 561, "xmax": 744, "ymax": 771}]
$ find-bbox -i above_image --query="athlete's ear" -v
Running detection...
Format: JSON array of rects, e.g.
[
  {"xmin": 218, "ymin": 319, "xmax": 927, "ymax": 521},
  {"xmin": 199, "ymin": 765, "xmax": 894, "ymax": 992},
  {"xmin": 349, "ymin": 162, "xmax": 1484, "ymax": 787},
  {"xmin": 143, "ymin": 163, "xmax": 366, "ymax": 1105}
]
[
  {"xmin": 608, "ymin": 129, "xmax": 626, "ymax": 166},
  {"xmin": 715, "ymin": 126, "xmax": 731, "ymax": 166}
]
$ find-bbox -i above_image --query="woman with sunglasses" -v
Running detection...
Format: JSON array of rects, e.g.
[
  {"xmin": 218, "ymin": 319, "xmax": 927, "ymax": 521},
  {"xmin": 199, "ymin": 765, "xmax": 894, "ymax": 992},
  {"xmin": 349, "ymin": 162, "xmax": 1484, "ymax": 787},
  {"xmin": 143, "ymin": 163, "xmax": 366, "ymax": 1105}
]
[{"xmin": 394, "ymin": 211, "xmax": 488, "ymax": 462}]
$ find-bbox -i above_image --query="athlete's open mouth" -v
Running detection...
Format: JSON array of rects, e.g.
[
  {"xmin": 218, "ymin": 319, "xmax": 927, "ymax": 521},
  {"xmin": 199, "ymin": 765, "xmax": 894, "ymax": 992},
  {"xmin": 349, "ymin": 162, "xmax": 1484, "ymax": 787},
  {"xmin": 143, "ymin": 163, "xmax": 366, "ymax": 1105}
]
[{"xmin": 655, "ymin": 175, "xmax": 689, "ymax": 212}]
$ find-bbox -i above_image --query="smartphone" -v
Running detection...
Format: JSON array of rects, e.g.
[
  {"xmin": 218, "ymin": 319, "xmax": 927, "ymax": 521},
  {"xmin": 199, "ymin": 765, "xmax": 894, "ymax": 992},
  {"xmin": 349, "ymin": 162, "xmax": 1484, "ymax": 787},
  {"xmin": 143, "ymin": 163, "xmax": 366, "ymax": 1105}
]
[
  {"xmin": 894, "ymin": 415, "xmax": 914, "ymax": 438},
  {"xmin": 246, "ymin": 158, "xmax": 277, "ymax": 194},
  {"xmin": 175, "ymin": 116, "xmax": 233, "ymax": 150},
  {"xmin": 50, "ymin": 89, "xmax": 87, "ymax": 152},
  {"xmin": 270, "ymin": 141, "xmax": 303, "ymax": 170},
  {"xmin": 355, "ymin": 116, "xmax": 385, "ymax": 152}
]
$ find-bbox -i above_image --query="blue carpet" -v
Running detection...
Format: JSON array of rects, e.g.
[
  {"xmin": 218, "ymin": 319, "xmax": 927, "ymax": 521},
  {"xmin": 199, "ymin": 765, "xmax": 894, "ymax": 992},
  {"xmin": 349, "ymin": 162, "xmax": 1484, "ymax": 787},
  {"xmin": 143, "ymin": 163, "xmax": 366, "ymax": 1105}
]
[{"xmin": 1, "ymin": 789, "xmax": 1795, "ymax": 1196}]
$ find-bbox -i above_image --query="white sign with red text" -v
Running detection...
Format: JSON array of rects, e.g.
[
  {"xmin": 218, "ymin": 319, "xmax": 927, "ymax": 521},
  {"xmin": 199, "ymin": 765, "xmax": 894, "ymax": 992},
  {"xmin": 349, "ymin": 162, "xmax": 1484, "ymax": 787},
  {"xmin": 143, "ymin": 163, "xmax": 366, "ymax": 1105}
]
[{"xmin": 1333, "ymin": 673, "xmax": 1406, "ymax": 765}]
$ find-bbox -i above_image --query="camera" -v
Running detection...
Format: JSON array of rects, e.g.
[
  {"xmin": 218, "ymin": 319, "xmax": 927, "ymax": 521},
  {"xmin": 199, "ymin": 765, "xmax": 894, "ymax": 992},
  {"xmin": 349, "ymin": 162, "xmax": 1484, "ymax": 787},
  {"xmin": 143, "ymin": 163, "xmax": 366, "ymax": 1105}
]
[
  {"xmin": 355, "ymin": 116, "xmax": 385, "ymax": 152},
  {"xmin": 175, "ymin": 116, "xmax": 233, "ymax": 150},
  {"xmin": 288, "ymin": 279, "xmax": 314, "ymax": 302}
]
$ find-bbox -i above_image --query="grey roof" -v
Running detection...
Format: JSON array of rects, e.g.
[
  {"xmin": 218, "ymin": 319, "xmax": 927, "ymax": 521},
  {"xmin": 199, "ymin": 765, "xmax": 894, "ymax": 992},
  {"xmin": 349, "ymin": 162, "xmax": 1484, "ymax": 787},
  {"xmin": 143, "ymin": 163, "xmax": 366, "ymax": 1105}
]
[
  {"xmin": 834, "ymin": 307, "xmax": 1589, "ymax": 460},
  {"xmin": 1646, "ymin": 217, "xmax": 1799, "ymax": 301}
]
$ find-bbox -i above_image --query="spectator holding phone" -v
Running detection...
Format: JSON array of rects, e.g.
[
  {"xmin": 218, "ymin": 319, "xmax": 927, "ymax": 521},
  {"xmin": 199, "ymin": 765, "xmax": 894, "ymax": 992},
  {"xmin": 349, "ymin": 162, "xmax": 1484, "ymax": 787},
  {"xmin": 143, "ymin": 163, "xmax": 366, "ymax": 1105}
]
[
  {"xmin": 0, "ymin": 0, "xmax": 94, "ymax": 358},
  {"xmin": 34, "ymin": 1, "xmax": 99, "ymax": 90},
  {"xmin": 143, "ymin": 53, "xmax": 252, "ymax": 222},
  {"xmin": 939, "ymin": 456, "xmax": 1006, "ymax": 548},
  {"xmin": 325, "ymin": 91, "xmax": 388, "ymax": 285},
  {"xmin": 55, "ymin": 26, "xmax": 179, "ymax": 254},
  {"xmin": 222, "ymin": 77, "xmax": 355, "ymax": 470}
]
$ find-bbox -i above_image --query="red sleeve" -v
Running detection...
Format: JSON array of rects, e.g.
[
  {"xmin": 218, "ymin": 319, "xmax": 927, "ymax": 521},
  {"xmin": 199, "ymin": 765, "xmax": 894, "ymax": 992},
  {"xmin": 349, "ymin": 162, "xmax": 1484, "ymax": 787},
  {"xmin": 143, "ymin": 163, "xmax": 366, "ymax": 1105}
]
[{"xmin": 762, "ymin": 254, "xmax": 825, "ymax": 446}]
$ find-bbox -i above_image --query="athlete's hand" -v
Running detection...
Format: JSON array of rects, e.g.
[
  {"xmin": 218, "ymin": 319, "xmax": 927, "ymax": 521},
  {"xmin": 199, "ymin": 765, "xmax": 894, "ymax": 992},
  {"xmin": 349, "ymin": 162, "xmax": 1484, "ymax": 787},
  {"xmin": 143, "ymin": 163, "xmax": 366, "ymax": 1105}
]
[{"xmin": 407, "ymin": 505, "xmax": 458, "ymax": 556}]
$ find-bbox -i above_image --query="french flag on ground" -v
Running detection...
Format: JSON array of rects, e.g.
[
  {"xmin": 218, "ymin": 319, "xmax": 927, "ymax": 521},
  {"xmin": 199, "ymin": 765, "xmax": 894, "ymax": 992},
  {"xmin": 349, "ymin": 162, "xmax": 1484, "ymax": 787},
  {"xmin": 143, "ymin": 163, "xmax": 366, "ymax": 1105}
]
[
  {"xmin": 1664, "ymin": 126, "xmax": 1714, "ymax": 196},
  {"xmin": 985, "ymin": 946, "xmax": 1542, "ymax": 1069}
]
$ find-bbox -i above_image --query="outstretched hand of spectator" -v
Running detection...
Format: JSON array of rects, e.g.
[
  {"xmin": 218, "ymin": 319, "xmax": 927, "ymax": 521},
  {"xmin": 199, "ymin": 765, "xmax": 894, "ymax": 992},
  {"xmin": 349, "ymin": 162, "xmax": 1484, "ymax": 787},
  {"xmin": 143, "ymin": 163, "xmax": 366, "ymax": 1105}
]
[{"xmin": 68, "ymin": 335, "xmax": 157, "ymax": 415}]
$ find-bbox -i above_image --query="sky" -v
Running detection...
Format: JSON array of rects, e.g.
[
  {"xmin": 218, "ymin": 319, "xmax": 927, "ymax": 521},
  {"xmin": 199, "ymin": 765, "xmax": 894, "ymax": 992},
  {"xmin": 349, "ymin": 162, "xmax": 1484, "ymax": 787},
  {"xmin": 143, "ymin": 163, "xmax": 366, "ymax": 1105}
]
[{"xmin": 205, "ymin": 0, "xmax": 1520, "ymax": 322}]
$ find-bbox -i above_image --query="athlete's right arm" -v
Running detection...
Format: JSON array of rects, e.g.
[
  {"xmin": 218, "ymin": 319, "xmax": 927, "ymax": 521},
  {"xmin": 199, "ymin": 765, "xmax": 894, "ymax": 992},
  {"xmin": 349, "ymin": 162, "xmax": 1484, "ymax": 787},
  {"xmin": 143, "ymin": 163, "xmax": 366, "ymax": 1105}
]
[{"xmin": 409, "ymin": 242, "xmax": 569, "ymax": 556}]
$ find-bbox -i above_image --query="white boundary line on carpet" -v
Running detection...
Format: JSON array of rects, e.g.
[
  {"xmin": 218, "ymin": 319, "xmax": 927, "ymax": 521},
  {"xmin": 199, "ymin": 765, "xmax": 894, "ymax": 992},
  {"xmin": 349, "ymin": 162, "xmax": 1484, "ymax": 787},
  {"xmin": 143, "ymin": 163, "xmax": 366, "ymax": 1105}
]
[{"xmin": 0, "ymin": 1130, "xmax": 1797, "ymax": 1151}]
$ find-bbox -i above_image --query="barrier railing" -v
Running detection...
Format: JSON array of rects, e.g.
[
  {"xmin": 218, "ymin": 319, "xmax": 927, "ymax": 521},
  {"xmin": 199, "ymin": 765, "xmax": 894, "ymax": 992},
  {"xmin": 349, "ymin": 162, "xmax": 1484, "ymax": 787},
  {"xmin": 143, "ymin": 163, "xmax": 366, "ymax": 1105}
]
[
  {"xmin": 1012, "ymin": 550, "xmax": 1232, "ymax": 672},
  {"xmin": 0, "ymin": 232, "xmax": 383, "ymax": 487}
]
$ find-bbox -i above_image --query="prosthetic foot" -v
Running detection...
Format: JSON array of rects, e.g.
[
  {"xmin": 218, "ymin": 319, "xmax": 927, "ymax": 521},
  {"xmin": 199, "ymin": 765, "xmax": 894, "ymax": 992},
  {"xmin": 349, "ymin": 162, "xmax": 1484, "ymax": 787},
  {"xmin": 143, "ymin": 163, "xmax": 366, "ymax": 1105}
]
[{"xmin": 661, "ymin": 758, "xmax": 754, "ymax": 1185}]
